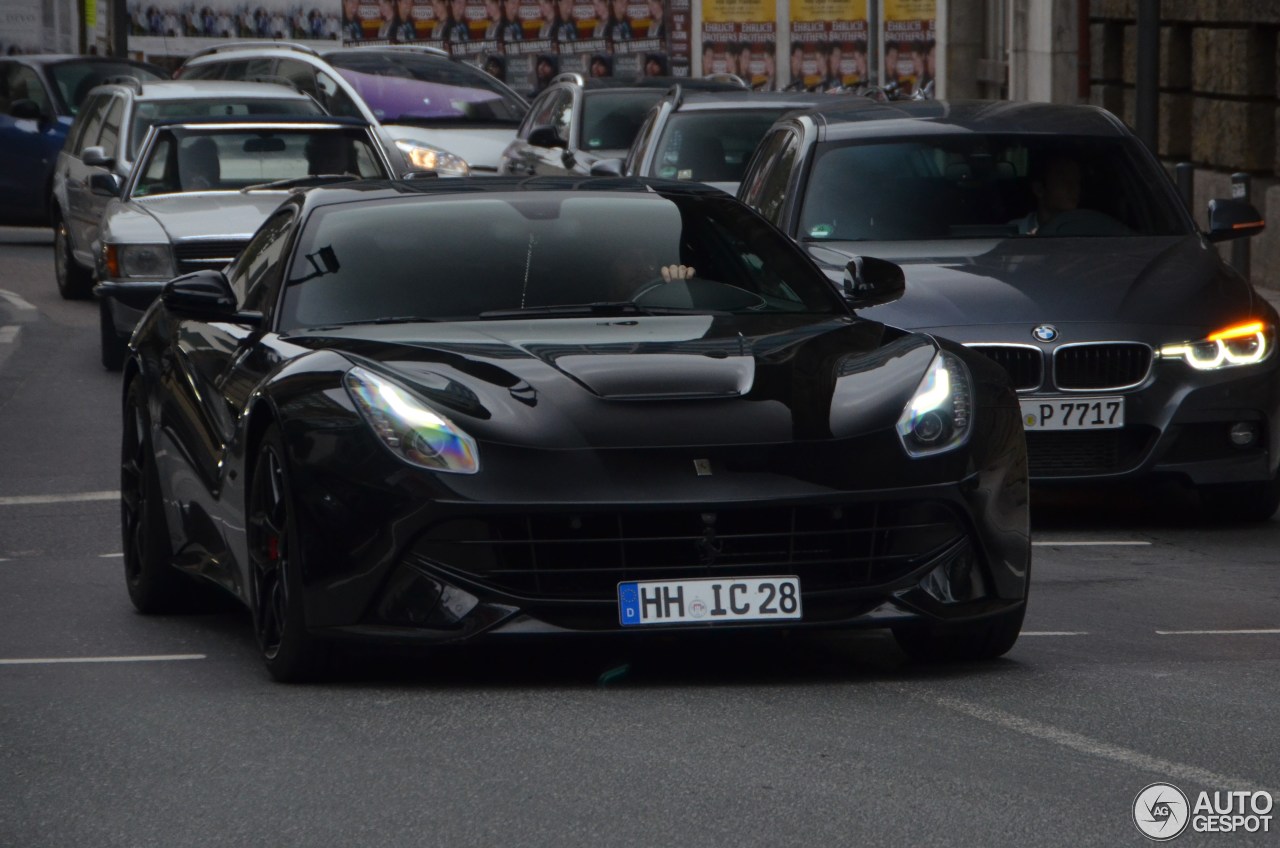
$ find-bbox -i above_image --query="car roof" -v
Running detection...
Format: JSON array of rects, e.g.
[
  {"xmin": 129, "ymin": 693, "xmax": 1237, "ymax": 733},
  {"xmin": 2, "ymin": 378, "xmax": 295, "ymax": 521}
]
[
  {"xmin": 665, "ymin": 90, "xmax": 833, "ymax": 111},
  {"xmin": 793, "ymin": 98, "xmax": 1132, "ymax": 139},
  {"xmin": 297, "ymin": 175, "xmax": 728, "ymax": 211},
  {"xmin": 92, "ymin": 79, "xmax": 314, "ymax": 102}
]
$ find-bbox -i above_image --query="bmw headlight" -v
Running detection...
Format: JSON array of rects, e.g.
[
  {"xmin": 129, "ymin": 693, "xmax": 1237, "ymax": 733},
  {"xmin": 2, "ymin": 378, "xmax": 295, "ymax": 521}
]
[
  {"xmin": 104, "ymin": 243, "xmax": 175, "ymax": 279},
  {"xmin": 394, "ymin": 140, "xmax": 470, "ymax": 177},
  {"xmin": 344, "ymin": 366, "xmax": 479, "ymax": 474},
  {"xmin": 1159, "ymin": 321, "xmax": 1274, "ymax": 370},
  {"xmin": 896, "ymin": 351, "xmax": 973, "ymax": 457}
]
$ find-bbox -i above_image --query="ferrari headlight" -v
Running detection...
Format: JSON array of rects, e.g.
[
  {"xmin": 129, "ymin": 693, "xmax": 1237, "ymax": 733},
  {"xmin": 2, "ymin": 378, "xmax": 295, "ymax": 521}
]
[
  {"xmin": 1159, "ymin": 321, "xmax": 1273, "ymax": 370},
  {"xmin": 394, "ymin": 140, "xmax": 470, "ymax": 177},
  {"xmin": 896, "ymin": 351, "xmax": 973, "ymax": 457},
  {"xmin": 344, "ymin": 366, "xmax": 479, "ymax": 474},
  {"xmin": 105, "ymin": 243, "xmax": 175, "ymax": 279}
]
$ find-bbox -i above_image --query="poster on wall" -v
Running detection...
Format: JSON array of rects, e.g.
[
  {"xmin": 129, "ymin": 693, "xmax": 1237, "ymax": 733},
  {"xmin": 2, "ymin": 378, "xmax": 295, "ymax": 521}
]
[
  {"xmin": 126, "ymin": 0, "xmax": 340, "ymax": 39},
  {"xmin": 701, "ymin": 0, "xmax": 775, "ymax": 89},
  {"xmin": 881, "ymin": 0, "xmax": 934, "ymax": 95},
  {"xmin": 0, "ymin": 0, "xmax": 43, "ymax": 53},
  {"xmin": 786, "ymin": 0, "xmax": 866, "ymax": 91}
]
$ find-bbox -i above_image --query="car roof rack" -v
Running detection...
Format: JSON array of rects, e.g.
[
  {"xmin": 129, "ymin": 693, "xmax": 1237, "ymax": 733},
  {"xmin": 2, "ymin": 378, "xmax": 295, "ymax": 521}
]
[
  {"xmin": 186, "ymin": 41, "xmax": 319, "ymax": 61},
  {"xmin": 552, "ymin": 72, "xmax": 586, "ymax": 87},
  {"xmin": 100, "ymin": 75, "xmax": 144, "ymax": 92}
]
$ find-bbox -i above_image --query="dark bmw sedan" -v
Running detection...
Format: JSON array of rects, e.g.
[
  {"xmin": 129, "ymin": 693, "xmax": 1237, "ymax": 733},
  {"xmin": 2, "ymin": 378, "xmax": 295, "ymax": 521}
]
[
  {"xmin": 739, "ymin": 100, "xmax": 1278, "ymax": 520},
  {"xmin": 120, "ymin": 177, "xmax": 1029, "ymax": 680}
]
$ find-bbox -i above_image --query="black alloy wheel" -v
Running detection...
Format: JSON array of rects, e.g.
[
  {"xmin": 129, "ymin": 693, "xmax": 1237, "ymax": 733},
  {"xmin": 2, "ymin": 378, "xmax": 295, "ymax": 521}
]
[
  {"xmin": 248, "ymin": 424, "xmax": 330, "ymax": 682},
  {"xmin": 54, "ymin": 213, "xmax": 94, "ymax": 300},
  {"xmin": 121, "ymin": 379, "xmax": 200, "ymax": 612},
  {"xmin": 892, "ymin": 602, "xmax": 1026, "ymax": 663}
]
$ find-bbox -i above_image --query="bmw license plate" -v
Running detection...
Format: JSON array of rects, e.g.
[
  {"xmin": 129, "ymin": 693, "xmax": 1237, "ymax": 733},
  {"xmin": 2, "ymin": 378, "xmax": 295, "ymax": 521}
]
[
  {"xmin": 618, "ymin": 577, "xmax": 802, "ymax": 627},
  {"xmin": 1020, "ymin": 397, "xmax": 1124, "ymax": 430}
]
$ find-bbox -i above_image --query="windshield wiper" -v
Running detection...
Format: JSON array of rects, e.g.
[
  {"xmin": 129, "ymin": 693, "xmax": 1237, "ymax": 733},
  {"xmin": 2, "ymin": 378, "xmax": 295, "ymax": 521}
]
[{"xmin": 240, "ymin": 174, "xmax": 360, "ymax": 193}]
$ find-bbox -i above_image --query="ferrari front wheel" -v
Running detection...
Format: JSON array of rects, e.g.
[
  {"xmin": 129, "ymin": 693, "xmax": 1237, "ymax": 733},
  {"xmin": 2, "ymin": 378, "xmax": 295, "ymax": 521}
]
[{"xmin": 248, "ymin": 425, "xmax": 330, "ymax": 682}]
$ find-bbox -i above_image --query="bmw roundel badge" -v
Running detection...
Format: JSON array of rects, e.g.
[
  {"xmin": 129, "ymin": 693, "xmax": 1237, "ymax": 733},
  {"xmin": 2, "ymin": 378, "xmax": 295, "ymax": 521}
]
[{"xmin": 1032, "ymin": 324, "xmax": 1058, "ymax": 343}]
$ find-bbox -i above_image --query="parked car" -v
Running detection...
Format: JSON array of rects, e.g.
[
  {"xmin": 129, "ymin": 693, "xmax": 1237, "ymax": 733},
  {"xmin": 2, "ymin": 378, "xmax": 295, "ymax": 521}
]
[
  {"xmin": 117, "ymin": 176, "xmax": 1030, "ymax": 681},
  {"xmin": 176, "ymin": 43, "xmax": 529, "ymax": 176},
  {"xmin": 499, "ymin": 73, "xmax": 748, "ymax": 179},
  {"xmin": 0, "ymin": 54, "xmax": 164, "ymax": 226},
  {"xmin": 739, "ymin": 99, "xmax": 1279, "ymax": 520},
  {"xmin": 591, "ymin": 88, "xmax": 827, "ymax": 194},
  {"xmin": 94, "ymin": 116, "xmax": 392, "ymax": 370},
  {"xmin": 51, "ymin": 78, "xmax": 325, "ymax": 299}
]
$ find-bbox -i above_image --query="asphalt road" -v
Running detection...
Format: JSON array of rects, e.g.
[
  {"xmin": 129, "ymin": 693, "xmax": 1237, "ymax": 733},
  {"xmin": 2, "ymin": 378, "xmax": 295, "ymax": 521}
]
[{"xmin": 1, "ymin": 226, "xmax": 1278, "ymax": 847}]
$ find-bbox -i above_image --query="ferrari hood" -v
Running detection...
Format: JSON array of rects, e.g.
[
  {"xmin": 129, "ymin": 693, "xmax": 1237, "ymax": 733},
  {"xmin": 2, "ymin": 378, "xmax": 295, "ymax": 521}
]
[
  {"xmin": 808, "ymin": 235, "xmax": 1262, "ymax": 337},
  {"xmin": 133, "ymin": 192, "xmax": 289, "ymax": 242},
  {"xmin": 293, "ymin": 314, "xmax": 938, "ymax": 448}
]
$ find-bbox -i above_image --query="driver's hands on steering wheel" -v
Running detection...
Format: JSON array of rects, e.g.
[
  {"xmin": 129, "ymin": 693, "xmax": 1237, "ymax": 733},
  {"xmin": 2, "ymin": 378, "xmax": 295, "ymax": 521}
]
[{"xmin": 660, "ymin": 264, "xmax": 696, "ymax": 281}]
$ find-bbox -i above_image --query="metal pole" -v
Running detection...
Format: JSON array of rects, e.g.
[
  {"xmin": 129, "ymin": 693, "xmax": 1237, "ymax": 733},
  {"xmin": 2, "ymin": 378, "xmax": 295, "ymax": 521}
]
[
  {"xmin": 1175, "ymin": 162, "xmax": 1194, "ymax": 212},
  {"xmin": 1135, "ymin": 0, "xmax": 1159, "ymax": 151},
  {"xmin": 1231, "ymin": 172, "xmax": 1251, "ymax": 281}
]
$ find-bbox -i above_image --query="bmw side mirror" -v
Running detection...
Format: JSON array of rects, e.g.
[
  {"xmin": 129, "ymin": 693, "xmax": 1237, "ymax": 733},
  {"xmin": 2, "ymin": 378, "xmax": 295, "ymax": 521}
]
[
  {"xmin": 161, "ymin": 270, "xmax": 262, "ymax": 325},
  {"xmin": 89, "ymin": 172, "xmax": 122, "ymax": 197},
  {"xmin": 82, "ymin": 146, "xmax": 115, "ymax": 169},
  {"xmin": 1206, "ymin": 197, "xmax": 1265, "ymax": 243},
  {"xmin": 527, "ymin": 125, "xmax": 566, "ymax": 149},
  {"xmin": 590, "ymin": 158, "xmax": 624, "ymax": 177},
  {"xmin": 9, "ymin": 98, "xmax": 45, "ymax": 121},
  {"xmin": 842, "ymin": 256, "xmax": 905, "ymax": 308}
]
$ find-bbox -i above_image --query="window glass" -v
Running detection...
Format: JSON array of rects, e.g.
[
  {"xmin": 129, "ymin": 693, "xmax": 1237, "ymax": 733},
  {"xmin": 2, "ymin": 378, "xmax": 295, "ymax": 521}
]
[
  {"xmin": 798, "ymin": 134, "xmax": 1188, "ymax": 241},
  {"xmin": 279, "ymin": 192, "xmax": 839, "ymax": 330},
  {"xmin": 230, "ymin": 208, "xmax": 297, "ymax": 311},
  {"xmin": 323, "ymin": 51, "xmax": 526, "ymax": 123},
  {"xmin": 66, "ymin": 94, "xmax": 105, "ymax": 153},
  {"xmin": 649, "ymin": 109, "xmax": 793, "ymax": 185},
  {"xmin": 96, "ymin": 97, "xmax": 125, "ymax": 158},
  {"xmin": 47, "ymin": 59, "xmax": 162, "ymax": 113},
  {"xmin": 580, "ymin": 90, "xmax": 664, "ymax": 151},
  {"xmin": 129, "ymin": 97, "xmax": 322, "ymax": 156},
  {"xmin": 624, "ymin": 108, "xmax": 657, "ymax": 176},
  {"xmin": 0, "ymin": 65, "xmax": 51, "ymax": 115},
  {"xmin": 315, "ymin": 71, "xmax": 363, "ymax": 118},
  {"xmin": 276, "ymin": 59, "xmax": 319, "ymax": 100},
  {"xmin": 76, "ymin": 97, "xmax": 109, "ymax": 156},
  {"xmin": 757, "ymin": 131, "xmax": 800, "ymax": 225}
]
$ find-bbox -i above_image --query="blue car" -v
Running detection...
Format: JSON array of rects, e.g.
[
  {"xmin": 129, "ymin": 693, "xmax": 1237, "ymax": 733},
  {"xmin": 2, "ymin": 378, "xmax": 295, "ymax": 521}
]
[{"xmin": 0, "ymin": 54, "xmax": 164, "ymax": 226}]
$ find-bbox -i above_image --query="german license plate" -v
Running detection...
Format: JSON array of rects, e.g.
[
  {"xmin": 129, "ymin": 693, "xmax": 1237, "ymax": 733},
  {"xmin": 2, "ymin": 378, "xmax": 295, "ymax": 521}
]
[
  {"xmin": 618, "ymin": 577, "xmax": 802, "ymax": 627},
  {"xmin": 1020, "ymin": 397, "xmax": 1124, "ymax": 430}
]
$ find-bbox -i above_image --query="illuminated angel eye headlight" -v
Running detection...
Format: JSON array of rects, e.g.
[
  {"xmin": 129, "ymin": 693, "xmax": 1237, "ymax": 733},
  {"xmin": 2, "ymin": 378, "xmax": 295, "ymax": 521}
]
[
  {"xmin": 1159, "ymin": 321, "xmax": 1274, "ymax": 370},
  {"xmin": 109, "ymin": 243, "xmax": 175, "ymax": 279},
  {"xmin": 344, "ymin": 366, "xmax": 479, "ymax": 474},
  {"xmin": 394, "ymin": 140, "xmax": 470, "ymax": 177},
  {"xmin": 896, "ymin": 351, "xmax": 973, "ymax": 458}
]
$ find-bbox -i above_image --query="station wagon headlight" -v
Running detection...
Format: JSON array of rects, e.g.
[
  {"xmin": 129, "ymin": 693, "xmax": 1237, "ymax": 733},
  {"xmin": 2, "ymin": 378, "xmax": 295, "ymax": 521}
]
[
  {"xmin": 1159, "ymin": 321, "xmax": 1274, "ymax": 370},
  {"xmin": 344, "ymin": 366, "xmax": 479, "ymax": 474},
  {"xmin": 896, "ymin": 351, "xmax": 973, "ymax": 457},
  {"xmin": 394, "ymin": 140, "xmax": 470, "ymax": 177},
  {"xmin": 104, "ymin": 243, "xmax": 175, "ymax": 279}
]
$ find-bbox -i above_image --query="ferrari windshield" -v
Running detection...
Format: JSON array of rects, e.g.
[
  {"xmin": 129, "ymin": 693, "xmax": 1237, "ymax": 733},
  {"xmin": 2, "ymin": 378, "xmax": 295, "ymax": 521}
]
[
  {"xmin": 799, "ymin": 133, "xmax": 1189, "ymax": 241},
  {"xmin": 280, "ymin": 191, "xmax": 842, "ymax": 329},
  {"xmin": 324, "ymin": 52, "xmax": 526, "ymax": 124}
]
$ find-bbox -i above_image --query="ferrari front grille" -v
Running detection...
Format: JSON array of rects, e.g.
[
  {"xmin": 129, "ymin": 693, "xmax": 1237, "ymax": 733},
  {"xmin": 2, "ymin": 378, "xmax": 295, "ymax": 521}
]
[
  {"xmin": 409, "ymin": 501, "xmax": 968, "ymax": 600},
  {"xmin": 1053, "ymin": 343, "xmax": 1152, "ymax": 390}
]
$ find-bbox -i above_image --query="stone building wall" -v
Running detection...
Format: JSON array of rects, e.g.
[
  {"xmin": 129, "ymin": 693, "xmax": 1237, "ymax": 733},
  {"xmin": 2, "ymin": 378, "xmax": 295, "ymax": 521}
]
[{"xmin": 1089, "ymin": 0, "xmax": 1280, "ymax": 288}]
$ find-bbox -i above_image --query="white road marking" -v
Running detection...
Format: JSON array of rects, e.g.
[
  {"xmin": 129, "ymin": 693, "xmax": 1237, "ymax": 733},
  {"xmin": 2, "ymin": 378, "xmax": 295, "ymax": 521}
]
[
  {"xmin": 1020, "ymin": 631, "xmax": 1089, "ymax": 636},
  {"xmin": 0, "ymin": 654, "xmax": 206, "ymax": 665},
  {"xmin": 0, "ymin": 325, "xmax": 18, "ymax": 344},
  {"xmin": 0, "ymin": 491, "xmax": 118, "ymax": 506},
  {"xmin": 99, "ymin": 552, "xmax": 124, "ymax": 558},
  {"xmin": 928, "ymin": 694, "xmax": 1280, "ymax": 802},
  {"xmin": 1032, "ymin": 540, "xmax": 1151, "ymax": 546},
  {"xmin": 0, "ymin": 289, "xmax": 37, "ymax": 311},
  {"xmin": 1156, "ymin": 629, "xmax": 1280, "ymax": 636}
]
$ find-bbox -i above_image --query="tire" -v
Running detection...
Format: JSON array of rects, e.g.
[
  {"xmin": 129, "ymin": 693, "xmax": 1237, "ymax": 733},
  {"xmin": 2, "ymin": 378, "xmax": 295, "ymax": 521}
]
[
  {"xmin": 54, "ymin": 212, "xmax": 94, "ymax": 300},
  {"xmin": 99, "ymin": 296, "xmax": 126, "ymax": 371},
  {"xmin": 121, "ymin": 379, "xmax": 203, "ymax": 613},
  {"xmin": 892, "ymin": 603, "xmax": 1026, "ymax": 663},
  {"xmin": 248, "ymin": 424, "xmax": 331, "ymax": 682},
  {"xmin": 1198, "ymin": 471, "xmax": 1280, "ymax": 523}
]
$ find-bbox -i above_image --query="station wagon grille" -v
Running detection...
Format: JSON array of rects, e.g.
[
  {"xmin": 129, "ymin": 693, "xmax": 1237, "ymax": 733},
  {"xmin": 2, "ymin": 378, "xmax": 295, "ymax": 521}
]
[
  {"xmin": 1054, "ymin": 343, "xmax": 1152, "ymax": 390},
  {"xmin": 409, "ymin": 501, "xmax": 967, "ymax": 600},
  {"xmin": 173, "ymin": 240, "xmax": 249, "ymax": 273},
  {"xmin": 970, "ymin": 346, "xmax": 1042, "ymax": 391}
]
